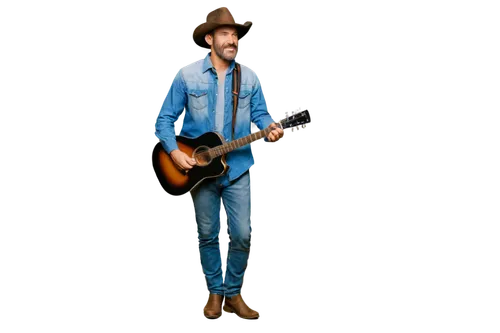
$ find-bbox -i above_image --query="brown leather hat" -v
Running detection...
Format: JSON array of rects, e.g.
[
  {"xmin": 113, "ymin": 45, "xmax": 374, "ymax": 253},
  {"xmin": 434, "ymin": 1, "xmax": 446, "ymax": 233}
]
[{"xmin": 193, "ymin": 7, "xmax": 252, "ymax": 49}]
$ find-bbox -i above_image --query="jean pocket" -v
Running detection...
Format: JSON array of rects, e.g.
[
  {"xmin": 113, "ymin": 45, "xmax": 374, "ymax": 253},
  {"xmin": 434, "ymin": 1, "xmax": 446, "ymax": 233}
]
[
  {"xmin": 188, "ymin": 90, "xmax": 208, "ymax": 110},
  {"xmin": 238, "ymin": 90, "xmax": 251, "ymax": 109}
]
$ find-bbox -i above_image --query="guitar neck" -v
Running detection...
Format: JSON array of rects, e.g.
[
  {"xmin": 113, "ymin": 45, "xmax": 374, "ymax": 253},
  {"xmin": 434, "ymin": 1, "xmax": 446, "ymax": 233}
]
[{"xmin": 209, "ymin": 125, "xmax": 279, "ymax": 158}]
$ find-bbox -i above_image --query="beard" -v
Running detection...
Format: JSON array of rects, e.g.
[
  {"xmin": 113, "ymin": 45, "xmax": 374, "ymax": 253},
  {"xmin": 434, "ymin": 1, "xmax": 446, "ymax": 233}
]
[{"xmin": 213, "ymin": 38, "xmax": 238, "ymax": 62}]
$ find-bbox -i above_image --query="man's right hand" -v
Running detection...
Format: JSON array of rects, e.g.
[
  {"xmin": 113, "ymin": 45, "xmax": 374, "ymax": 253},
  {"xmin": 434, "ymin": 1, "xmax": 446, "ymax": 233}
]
[{"xmin": 170, "ymin": 149, "xmax": 197, "ymax": 171}]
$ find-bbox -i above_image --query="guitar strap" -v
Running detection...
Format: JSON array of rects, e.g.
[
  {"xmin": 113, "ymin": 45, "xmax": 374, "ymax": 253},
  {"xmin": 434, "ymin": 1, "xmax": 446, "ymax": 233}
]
[{"xmin": 231, "ymin": 63, "xmax": 241, "ymax": 141}]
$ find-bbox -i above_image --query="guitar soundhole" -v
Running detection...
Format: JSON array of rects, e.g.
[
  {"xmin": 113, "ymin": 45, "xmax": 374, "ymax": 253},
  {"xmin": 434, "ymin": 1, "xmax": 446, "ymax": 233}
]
[{"xmin": 193, "ymin": 146, "xmax": 212, "ymax": 167}]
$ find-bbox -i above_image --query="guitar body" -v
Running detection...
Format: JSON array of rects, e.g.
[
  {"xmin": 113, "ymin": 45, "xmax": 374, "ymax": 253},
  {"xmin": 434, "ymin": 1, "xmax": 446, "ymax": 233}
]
[{"xmin": 152, "ymin": 132, "xmax": 228, "ymax": 196}]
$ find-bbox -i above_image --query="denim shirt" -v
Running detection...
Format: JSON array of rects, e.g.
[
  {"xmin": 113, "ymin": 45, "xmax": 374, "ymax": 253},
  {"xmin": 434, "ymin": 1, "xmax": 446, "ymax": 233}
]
[{"xmin": 155, "ymin": 53, "xmax": 275, "ymax": 183}]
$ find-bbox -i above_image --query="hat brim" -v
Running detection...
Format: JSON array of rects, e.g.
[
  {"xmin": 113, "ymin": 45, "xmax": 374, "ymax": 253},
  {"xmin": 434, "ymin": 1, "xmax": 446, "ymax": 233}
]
[{"xmin": 193, "ymin": 21, "xmax": 252, "ymax": 49}]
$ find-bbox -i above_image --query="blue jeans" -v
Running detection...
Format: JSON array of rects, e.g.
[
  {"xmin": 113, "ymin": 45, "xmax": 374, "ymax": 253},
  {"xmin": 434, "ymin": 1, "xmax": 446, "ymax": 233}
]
[{"xmin": 190, "ymin": 171, "xmax": 251, "ymax": 297}]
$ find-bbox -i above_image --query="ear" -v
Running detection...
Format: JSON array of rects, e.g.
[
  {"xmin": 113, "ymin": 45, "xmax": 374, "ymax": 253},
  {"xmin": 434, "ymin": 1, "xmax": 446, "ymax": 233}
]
[{"xmin": 205, "ymin": 34, "xmax": 213, "ymax": 47}]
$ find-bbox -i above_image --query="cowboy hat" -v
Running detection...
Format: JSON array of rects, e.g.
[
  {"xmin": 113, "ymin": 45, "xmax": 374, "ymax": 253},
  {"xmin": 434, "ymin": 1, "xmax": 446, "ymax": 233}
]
[{"xmin": 193, "ymin": 7, "xmax": 252, "ymax": 49}]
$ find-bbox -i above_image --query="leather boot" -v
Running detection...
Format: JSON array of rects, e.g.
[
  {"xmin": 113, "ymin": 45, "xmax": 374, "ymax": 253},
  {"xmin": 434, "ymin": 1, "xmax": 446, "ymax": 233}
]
[
  {"xmin": 204, "ymin": 294, "xmax": 223, "ymax": 319},
  {"xmin": 223, "ymin": 294, "xmax": 259, "ymax": 319}
]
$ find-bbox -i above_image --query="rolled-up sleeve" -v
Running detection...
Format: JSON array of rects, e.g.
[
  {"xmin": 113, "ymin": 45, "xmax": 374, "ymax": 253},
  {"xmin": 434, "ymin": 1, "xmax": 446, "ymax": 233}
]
[{"xmin": 155, "ymin": 70, "xmax": 187, "ymax": 153}]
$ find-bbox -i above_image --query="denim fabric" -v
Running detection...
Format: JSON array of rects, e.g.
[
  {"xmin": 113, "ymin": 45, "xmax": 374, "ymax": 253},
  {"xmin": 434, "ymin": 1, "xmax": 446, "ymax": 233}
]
[
  {"xmin": 156, "ymin": 53, "xmax": 271, "ymax": 295},
  {"xmin": 155, "ymin": 53, "xmax": 275, "ymax": 184},
  {"xmin": 190, "ymin": 171, "xmax": 251, "ymax": 297}
]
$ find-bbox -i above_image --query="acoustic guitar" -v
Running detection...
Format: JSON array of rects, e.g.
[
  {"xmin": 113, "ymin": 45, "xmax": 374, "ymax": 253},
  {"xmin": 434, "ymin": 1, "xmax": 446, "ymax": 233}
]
[{"xmin": 152, "ymin": 110, "xmax": 311, "ymax": 195}]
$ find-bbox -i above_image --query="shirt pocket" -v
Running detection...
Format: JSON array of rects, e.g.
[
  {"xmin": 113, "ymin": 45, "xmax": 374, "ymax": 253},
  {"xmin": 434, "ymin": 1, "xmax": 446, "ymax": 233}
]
[
  {"xmin": 238, "ymin": 90, "xmax": 252, "ymax": 109},
  {"xmin": 187, "ymin": 89, "xmax": 208, "ymax": 110}
]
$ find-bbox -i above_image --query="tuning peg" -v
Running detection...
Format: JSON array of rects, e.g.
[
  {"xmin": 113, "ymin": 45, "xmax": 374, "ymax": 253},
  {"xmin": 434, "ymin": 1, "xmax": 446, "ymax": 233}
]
[
  {"xmin": 285, "ymin": 112, "xmax": 289, "ymax": 119},
  {"xmin": 296, "ymin": 126, "xmax": 300, "ymax": 131},
  {"xmin": 302, "ymin": 124, "xmax": 306, "ymax": 128},
  {"xmin": 292, "ymin": 127, "xmax": 294, "ymax": 132}
]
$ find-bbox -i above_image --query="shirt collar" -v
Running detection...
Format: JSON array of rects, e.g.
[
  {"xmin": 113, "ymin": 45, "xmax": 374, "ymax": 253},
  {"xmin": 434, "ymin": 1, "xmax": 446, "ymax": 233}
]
[{"xmin": 203, "ymin": 53, "xmax": 238, "ymax": 73}]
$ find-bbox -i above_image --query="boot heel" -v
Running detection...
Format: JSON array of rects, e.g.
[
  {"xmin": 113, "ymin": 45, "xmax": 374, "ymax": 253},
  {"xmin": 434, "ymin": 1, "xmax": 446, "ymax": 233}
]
[{"xmin": 223, "ymin": 305, "xmax": 234, "ymax": 313}]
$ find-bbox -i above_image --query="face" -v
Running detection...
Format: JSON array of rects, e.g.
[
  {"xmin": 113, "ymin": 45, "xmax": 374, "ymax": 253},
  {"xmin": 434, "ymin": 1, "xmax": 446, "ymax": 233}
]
[{"xmin": 207, "ymin": 26, "xmax": 239, "ymax": 62}]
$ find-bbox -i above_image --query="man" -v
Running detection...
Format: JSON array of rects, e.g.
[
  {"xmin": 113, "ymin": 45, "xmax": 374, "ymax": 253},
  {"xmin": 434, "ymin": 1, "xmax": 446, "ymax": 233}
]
[{"xmin": 155, "ymin": 7, "xmax": 283, "ymax": 319}]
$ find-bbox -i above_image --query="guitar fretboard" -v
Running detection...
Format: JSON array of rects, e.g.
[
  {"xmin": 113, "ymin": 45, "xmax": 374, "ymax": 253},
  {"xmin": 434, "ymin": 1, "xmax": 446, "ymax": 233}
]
[{"xmin": 209, "ymin": 126, "xmax": 278, "ymax": 158}]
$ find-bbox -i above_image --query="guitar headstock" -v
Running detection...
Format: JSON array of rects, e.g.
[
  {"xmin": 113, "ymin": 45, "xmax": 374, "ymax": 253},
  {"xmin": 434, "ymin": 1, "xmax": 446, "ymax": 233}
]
[{"xmin": 280, "ymin": 110, "xmax": 311, "ymax": 131}]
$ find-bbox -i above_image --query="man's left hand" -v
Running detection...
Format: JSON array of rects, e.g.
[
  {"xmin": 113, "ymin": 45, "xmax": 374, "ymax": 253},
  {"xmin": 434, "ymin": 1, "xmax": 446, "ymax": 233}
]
[{"xmin": 266, "ymin": 123, "xmax": 284, "ymax": 142}]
